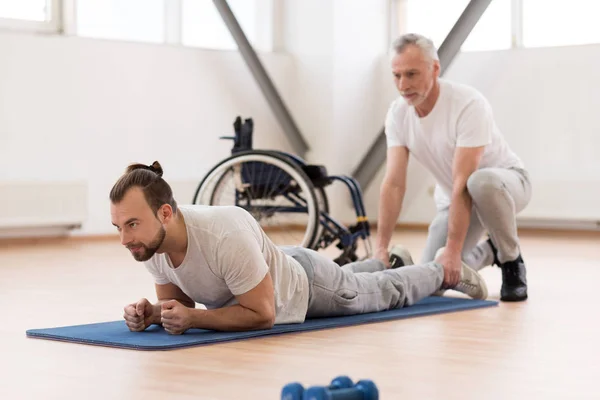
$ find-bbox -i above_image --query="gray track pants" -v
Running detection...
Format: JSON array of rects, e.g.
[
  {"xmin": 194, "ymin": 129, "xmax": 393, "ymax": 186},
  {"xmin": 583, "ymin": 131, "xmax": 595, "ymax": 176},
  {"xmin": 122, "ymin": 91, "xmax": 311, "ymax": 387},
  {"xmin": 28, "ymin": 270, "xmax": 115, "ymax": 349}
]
[
  {"xmin": 422, "ymin": 167, "xmax": 532, "ymax": 269},
  {"xmin": 281, "ymin": 246, "xmax": 443, "ymax": 319}
]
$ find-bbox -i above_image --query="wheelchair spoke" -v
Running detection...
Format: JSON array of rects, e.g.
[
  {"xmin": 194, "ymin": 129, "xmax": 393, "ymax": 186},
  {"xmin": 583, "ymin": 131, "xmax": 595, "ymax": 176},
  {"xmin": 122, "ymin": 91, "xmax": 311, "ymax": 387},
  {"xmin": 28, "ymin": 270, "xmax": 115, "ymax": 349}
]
[
  {"xmin": 192, "ymin": 148, "xmax": 373, "ymax": 261},
  {"xmin": 194, "ymin": 152, "xmax": 319, "ymax": 248}
]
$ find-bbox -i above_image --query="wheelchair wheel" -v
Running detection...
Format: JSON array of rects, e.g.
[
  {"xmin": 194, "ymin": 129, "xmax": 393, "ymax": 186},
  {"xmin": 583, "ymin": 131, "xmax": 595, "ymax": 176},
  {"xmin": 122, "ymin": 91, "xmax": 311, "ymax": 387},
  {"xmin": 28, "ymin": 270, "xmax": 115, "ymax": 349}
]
[{"xmin": 193, "ymin": 150, "xmax": 321, "ymax": 248}]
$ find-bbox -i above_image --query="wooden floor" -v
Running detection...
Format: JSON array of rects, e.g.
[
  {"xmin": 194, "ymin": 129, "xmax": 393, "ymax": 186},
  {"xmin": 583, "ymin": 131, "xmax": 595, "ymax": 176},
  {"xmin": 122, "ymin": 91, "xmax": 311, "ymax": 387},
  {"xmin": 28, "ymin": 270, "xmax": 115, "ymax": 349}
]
[{"xmin": 1, "ymin": 229, "xmax": 599, "ymax": 399}]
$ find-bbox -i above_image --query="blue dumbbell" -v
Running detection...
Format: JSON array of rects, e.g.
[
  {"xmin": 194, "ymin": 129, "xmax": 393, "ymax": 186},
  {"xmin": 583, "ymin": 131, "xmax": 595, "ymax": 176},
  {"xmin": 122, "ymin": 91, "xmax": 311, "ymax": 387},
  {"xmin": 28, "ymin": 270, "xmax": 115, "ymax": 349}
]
[
  {"xmin": 281, "ymin": 382, "xmax": 304, "ymax": 400},
  {"xmin": 327, "ymin": 376, "xmax": 354, "ymax": 390},
  {"xmin": 281, "ymin": 376, "xmax": 354, "ymax": 400},
  {"xmin": 303, "ymin": 379, "xmax": 378, "ymax": 400}
]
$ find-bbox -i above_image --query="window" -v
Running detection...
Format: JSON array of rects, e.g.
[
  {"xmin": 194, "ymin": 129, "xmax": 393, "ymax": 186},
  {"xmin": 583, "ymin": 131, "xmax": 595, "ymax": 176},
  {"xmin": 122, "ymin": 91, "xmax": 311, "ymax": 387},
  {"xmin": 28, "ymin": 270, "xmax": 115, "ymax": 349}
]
[
  {"xmin": 71, "ymin": 0, "xmax": 273, "ymax": 51},
  {"xmin": 522, "ymin": 0, "xmax": 600, "ymax": 48},
  {"xmin": 181, "ymin": 0, "xmax": 272, "ymax": 52},
  {"xmin": 396, "ymin": 0, "xmax": 512, "ymax": 52},
  {"xmin": 0, "ymin": 0, "xmax": 47, "ymax": 21},
  {"xmin": 461, "ymin": 0, "xmax": 512, "ymax": 52},
  {"xmin": 0, "ymin": 0, "xmax": 59, "ymax": 32},
  {"xmin": 76, "ymin": 0, "xmax": 165, "ymax": 44}
]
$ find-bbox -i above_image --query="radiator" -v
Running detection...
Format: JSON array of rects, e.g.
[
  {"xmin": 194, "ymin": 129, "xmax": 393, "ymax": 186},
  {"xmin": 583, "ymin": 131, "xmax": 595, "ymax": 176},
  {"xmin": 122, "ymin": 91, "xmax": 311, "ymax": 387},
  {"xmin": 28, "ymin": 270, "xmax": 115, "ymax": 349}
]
[{"xmin": 0, "ymin": 182, "xmax": 88, "ymax": 238}]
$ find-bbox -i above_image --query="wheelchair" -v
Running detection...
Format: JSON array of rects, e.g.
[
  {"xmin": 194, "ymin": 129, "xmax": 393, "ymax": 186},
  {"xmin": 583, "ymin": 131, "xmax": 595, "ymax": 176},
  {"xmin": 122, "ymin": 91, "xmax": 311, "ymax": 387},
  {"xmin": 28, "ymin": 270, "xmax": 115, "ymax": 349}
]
[{"xmin": 192, "ymin": 116, "xmax": 373, "ymax": 265}]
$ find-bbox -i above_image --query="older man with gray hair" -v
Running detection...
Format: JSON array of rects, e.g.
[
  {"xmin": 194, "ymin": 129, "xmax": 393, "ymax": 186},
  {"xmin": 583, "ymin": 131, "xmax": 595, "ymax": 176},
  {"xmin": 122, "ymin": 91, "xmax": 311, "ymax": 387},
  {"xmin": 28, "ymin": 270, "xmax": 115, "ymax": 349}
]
[{"xmin": 375, "ymin": 33, "xmax": 531, "ymax": 302}]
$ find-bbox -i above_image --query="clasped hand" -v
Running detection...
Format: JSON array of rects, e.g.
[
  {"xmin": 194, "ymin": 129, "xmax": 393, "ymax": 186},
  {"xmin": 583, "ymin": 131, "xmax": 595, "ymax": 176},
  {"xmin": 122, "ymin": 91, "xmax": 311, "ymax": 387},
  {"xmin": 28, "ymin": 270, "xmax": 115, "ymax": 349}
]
[
  {"xmin": 123, "ymin": 298, "xmax": 193, "ymax": 335},
  {"xmin": 160, "ymin": 300, "xmax": 193, "ymax": 335}
]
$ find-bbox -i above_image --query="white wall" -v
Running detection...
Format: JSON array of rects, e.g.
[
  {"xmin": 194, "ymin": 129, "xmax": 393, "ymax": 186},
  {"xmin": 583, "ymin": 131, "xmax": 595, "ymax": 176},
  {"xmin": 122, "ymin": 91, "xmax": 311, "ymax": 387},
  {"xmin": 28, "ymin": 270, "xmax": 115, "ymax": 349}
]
[
  {"xmin": 282, "ymin": 0, "xmax": 394, "ymax": 223},
  {"xmin": 329, "ymin": 0, "xmax": 391, "ymax": 221},
  {"xmin": 366, "ymin": 44, "xmax": 600, "ymax": 227},
  {"xmin": 444, "ymin": 45, "xmax": 600, "ymax": 225},
  {"xmin": 0, "ymin": 31, "xmax": 297, "ymax": 235},
  {"xmin": 1, "ymin": 1, "xmax": 600, "ymax": 238},
  {"xmin": 281, "ymin": 0, "xmax": 334, "ymax": 165}
]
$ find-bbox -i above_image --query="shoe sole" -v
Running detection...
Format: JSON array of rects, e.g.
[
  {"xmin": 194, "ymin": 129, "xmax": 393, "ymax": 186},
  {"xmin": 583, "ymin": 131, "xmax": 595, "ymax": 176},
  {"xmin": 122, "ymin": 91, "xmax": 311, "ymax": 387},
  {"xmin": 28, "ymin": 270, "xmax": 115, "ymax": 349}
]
[{"xmin": 500, "ymin": 294, "xmax": 528, "ymax": 302}]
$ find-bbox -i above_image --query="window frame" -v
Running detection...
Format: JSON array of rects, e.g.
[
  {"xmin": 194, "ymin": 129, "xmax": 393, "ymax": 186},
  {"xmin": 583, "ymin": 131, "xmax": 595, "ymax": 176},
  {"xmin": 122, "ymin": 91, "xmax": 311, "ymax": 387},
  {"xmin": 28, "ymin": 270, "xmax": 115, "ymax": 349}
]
[
  {"xmin": 390, "ymin": 0, "xmax": 519, "ymax": 53},
  {"xmin": 0, "ymin": 0, "xmax": 278, "ymax": 53},
  {"xmin": 511, "ymin": 0, "xmax": 523, "ymax": 48},
  {"xmin": 520, "ymin": 0, "xmax": 600, "ymax": 49},
  {"xmin": 0, "ymin": 0, "xmax": 63, "ymax": 34},
  {"xmin": 179, "ymin": 0, "xmax": 277, "ymax": 52},
  {"xmin": 391, "ymin": 0, "xmax": 600, "ymax": 51},
  {"xmin": 164, "ymin": 0, "xmax": 182, "ymax": 45}
]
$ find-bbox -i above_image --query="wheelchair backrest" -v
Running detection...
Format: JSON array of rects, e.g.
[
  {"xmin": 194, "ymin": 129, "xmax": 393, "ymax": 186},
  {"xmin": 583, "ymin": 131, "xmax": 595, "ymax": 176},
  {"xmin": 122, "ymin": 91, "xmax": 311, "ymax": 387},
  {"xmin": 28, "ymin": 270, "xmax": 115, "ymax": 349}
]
[{"xmin": 231, "ymin": 116, "xmax": 254, "ymax": 154}]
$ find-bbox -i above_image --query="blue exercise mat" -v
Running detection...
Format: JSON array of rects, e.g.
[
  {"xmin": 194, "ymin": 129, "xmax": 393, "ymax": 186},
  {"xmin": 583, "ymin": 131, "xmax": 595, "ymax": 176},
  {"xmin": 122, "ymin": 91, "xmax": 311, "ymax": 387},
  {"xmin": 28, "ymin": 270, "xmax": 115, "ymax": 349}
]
[{"xmin": 26, "ymin": 296, "xmax": 497, "ymax": 351}]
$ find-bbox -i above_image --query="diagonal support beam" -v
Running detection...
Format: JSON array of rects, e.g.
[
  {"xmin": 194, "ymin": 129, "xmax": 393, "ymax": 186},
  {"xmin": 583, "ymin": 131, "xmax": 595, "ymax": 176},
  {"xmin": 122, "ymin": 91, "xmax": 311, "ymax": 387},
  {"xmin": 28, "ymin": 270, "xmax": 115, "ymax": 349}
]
[
  {"xmin": 437, "ymin": 0, "xmax": 495, "ymax": 73},
  {"xmin": 213, "ymin": 0, "xmax": 309, "ymax": 158},
  {"xmin": 351, "ymin": 0, "xmax": 494, "ymax": 190}
]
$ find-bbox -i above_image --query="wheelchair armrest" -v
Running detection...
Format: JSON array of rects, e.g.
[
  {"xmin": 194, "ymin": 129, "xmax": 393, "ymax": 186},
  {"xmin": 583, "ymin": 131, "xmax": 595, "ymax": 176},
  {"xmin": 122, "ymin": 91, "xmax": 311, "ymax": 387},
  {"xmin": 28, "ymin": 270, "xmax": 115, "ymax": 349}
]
[{"xmin": 302, "ymin": 164, "xmax": 331, "ymax": 188}]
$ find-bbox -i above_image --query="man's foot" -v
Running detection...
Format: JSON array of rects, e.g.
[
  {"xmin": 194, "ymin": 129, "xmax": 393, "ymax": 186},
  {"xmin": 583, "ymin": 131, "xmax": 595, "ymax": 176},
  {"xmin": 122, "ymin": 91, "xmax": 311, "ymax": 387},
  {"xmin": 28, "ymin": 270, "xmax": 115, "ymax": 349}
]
[
  {"xmin": 499, "ymin": 255, "xmax": 528, "ymax": 301},
  {"xmin": 389, "ymin": 244, "xmax": 414, "ymax": 268},
  {"xmin": 487, "ymin": 238, "xmax": 528, "ymax": 302},
  {"xmin": 455, "ymin": 260, "xmax": 489, "ymax": 300},
  {"xmin": 435, "ymin": 247, "xmax": 489, "ymax": 300}
]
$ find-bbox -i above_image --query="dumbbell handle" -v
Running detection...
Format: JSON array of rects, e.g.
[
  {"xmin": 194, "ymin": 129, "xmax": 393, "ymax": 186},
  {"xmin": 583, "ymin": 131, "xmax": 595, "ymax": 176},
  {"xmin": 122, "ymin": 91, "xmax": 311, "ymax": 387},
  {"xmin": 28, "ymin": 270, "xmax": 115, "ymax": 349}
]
[{"xmin": 306, "ymin": 387, "xmax": 367, "ymax": 400}]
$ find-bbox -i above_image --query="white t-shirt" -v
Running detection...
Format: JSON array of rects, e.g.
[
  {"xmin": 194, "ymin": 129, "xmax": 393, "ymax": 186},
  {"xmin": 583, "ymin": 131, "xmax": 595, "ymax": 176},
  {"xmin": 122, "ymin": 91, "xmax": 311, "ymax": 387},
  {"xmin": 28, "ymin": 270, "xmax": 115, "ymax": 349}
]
[
  {"xmin": 143, "ymin": 205, "xmax": 310, "ymax": 324},
  {"xmin": 384, "ymin": 79, "xmax": 524, "ymax": 208}
]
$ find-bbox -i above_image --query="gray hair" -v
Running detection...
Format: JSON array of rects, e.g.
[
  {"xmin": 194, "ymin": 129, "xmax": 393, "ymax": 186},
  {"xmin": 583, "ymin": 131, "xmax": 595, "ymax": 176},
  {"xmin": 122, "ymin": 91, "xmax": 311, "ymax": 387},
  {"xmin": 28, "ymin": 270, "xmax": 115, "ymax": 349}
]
[{"xmin": 391, "ymin": 33, "xmax": 439, "ymax": 62}]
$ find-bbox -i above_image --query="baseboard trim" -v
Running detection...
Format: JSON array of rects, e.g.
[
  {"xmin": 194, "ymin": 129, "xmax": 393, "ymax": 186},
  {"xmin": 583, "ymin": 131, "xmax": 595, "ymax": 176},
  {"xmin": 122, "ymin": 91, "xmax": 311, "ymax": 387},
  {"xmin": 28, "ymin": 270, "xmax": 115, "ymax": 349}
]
[
  {"xmin": 2, "ymin": 223, "xmax": 599, "ymax": 246},
  {"xmin": 388, "ymin": 223, "xmax": 600, "ymax": 238},
  {"xmin": 0, "ymin": 233, "xmax": 119, "ymax": 246}
]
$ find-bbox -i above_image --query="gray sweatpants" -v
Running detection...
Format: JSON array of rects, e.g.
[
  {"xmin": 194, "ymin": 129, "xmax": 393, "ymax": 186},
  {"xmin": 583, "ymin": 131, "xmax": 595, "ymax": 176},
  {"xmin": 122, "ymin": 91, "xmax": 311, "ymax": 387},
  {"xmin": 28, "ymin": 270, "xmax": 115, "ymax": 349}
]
[
  {"xmin": 422, "ymin": 167, "xmax": 532, "ymax": 269},
  {"xmin": 281, "ymin": 246, "xmax": 444, "ymax": 319}
]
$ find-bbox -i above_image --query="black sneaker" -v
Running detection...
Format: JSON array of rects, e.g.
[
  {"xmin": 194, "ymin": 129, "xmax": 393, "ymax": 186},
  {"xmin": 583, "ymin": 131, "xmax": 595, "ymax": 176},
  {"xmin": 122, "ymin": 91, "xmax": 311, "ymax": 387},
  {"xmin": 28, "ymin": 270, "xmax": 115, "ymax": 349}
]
[
  {"xmin": 487, "ymin": 237, "xmax": 528, "ymax": 302},
  {"xmin": 500, "ymin": 255, "xmax": 528, "ymax": 301},
  {"xmin": 389, "ymin": 245, "xmax": 414, "ymax": 268}
]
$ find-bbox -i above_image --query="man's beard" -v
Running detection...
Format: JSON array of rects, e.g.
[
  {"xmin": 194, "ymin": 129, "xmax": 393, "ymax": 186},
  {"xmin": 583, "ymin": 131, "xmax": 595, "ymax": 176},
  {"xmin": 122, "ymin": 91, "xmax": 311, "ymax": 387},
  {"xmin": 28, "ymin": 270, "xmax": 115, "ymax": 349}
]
[{"xmin": 129, "ymin": 225, "xmax": 166, "ymax": 262}]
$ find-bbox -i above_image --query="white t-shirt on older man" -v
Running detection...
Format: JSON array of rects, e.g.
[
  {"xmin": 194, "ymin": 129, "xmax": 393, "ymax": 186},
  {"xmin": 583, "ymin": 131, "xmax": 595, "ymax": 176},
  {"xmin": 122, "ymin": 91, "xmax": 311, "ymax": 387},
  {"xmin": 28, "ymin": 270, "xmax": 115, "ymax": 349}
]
[
  {"xmin": 384, "ymin": 78, "xmax": 523, "ymax": 208},
  {"xmin": 143, "ymin": 205, "xmax": 309, "ymax": 324}
]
